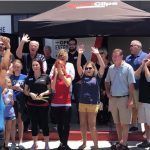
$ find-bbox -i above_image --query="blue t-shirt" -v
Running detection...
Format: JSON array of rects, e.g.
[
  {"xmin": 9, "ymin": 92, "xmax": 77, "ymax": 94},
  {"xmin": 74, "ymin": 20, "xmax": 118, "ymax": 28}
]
[
  {"xmin": 10, "ymin": 74, "xmax": 26, "ymax": 101},
  {"xmin": 79, "ymin": 75, "xmax": 101, "ymax": 104},
  {"xmin": 0, "ymin": 86, "xmax": 5, "ymax": 131},
  {"xmin": 126, "ymin": 50, "xmax": 147, "ymax": 89}
]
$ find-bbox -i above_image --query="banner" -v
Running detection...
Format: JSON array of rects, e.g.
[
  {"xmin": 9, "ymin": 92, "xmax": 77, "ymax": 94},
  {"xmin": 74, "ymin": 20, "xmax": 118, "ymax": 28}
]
[
  {"xmin": 45, "ymin": 37, "xmax": 97, "ymax": 60},
  {"xmin": 0, "ymin": 15, "xmax": 11, "ymax": 34}
]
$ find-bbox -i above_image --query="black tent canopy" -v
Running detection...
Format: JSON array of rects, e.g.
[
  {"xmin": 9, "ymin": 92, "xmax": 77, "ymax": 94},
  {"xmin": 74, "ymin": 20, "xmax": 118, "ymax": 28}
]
[{"xmin": 19, "ymin": 1, "xmax": 150, "ymax": 38}]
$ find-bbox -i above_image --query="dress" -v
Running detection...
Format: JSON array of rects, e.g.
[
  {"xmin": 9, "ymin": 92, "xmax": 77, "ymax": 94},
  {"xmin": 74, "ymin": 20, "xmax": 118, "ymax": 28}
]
[{"xmin": 3, "ymin": 89, "xmax": 15, "ymax": 120}]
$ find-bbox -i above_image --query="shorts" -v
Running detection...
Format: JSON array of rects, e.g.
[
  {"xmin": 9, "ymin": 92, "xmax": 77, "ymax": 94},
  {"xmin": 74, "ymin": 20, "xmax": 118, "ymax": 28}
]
[
  {"xmin": 138, "ymin": 102, "xmax": 150, "ymax": 125},
  {"xmin": 5, "ymin": 116, "xmax": 16, "ymax": 121},
  {"xmin": 79, "ymin": 103, "xmax": 100, "ymax": 113},
  {"xmin": 109, "ymin": 97, "xmax": 131, "ymax": 124}
]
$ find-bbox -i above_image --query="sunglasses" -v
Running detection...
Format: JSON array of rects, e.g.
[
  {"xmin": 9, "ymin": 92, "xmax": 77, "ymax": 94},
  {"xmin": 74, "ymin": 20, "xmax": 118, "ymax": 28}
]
[{"xmin": 85, "ymin": 67, "xmax": 93, "ymax": 70}]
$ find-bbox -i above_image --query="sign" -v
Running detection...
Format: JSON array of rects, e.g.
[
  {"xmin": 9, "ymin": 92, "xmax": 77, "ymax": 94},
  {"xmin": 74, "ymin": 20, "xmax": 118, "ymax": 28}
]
[
  {"xmin": 0, "ymin": 15, "xmax": 11, "ymax": 34},
  {"xmin": 45, "ymin": 37, "xmax": 96, "ymax": 60}
]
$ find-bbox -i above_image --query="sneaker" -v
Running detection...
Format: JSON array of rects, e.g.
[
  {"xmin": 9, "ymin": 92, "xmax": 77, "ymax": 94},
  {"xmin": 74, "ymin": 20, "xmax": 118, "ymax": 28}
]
[
  {"xmin": 57, "ymin": 143, "xmax": 63, "ymax": 150},
  {"xmin": 111, "ymin": 142, "xmax": 119, "ymax": 150},
  {"xmin": 137, "ymin": 140, "xmax": 150, "ymax": 148},
  {"xmin": 10, "ymin": 143, "xmax": 16, "ymax": 150},
  {"xmin": 129, "ymin": 126, "xmax": 138, "ymax": 132},
  {"xmin": 116, "ymin": 143, "xmax": 129, "ymax": 150},
  {"xmin": 63, "ymin": 145, "xmax": 72, "ymax": 150}
]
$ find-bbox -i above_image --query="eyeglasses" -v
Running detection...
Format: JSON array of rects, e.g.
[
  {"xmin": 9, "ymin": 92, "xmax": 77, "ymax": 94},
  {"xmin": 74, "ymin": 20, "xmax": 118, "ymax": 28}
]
[
  {"xmin": 69, "ymin": 43, "xmax": 76, "ymax": 46},
  {"xmin": 85, "ymin": 67, "xmax": 93, "ymax": 70}
]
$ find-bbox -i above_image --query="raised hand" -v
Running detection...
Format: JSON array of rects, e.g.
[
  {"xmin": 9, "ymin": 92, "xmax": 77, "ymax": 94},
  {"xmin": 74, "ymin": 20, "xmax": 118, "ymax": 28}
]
[
  {"xmin": 0, "ymin": 36, "xmax": 10, "ymax": 49},
  {"xmin": 77, "ymin": 44, "xmax": 85, "ymax": 54},
  {"xmin": 22, "ymin": 34, "xmax": 30, "ymax": 43},
  {"xmin": 91, "ymin": 47, "xmax": 99, "ymax": 54}
]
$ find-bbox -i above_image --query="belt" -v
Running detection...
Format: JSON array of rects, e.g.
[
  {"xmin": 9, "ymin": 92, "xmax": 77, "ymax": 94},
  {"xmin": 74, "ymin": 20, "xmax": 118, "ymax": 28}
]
[{"xmin": 112, "ymin": 95, "xmax": 129, "ymax": 98}]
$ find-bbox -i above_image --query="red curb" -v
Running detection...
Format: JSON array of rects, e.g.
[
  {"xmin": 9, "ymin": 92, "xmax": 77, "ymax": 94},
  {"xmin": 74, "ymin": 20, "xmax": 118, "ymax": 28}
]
[{"xmin": 17, "ymin": 131, "xmax": 144, "ymax": 141}]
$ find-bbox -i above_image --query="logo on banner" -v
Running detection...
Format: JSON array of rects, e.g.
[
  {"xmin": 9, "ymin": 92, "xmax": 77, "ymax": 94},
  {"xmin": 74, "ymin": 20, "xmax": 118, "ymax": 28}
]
[{"xmin": 68, "ymin": 2, "xmax": 118, "ymax": 9}]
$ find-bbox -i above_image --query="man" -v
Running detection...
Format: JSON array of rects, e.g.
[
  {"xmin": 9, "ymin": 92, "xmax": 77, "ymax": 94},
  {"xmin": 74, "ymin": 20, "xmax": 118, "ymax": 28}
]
[
  {"xmin": 68, "ymin": 38, "xmax": 87, "ymax": 102},
  {"xmin": 105, "ymin": 48, "xmax": 135, "ymax": 150},
  {"xmin": 0, "ymin": 36, "xmax": 11, "ymax": 149},
  {"xmin": 16, "ymin": 34, "xmax": 47, "ymax": 75},
  {"xmin": 43, "ymin": 45, "xmax": 56, "ymax": 75},
  {"xmin": 134, "ymin": 59, "xmax": 150, "ymax": 148},
  {"xmin": 126, "ymin": 40, "xmax": 148, "ymax": 132}
]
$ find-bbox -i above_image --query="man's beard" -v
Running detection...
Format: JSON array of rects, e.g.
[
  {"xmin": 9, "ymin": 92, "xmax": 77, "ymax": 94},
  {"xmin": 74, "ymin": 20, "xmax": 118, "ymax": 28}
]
[{"xmin": 69, "ymin": 48, "xmax": 76, "ymax": 53}]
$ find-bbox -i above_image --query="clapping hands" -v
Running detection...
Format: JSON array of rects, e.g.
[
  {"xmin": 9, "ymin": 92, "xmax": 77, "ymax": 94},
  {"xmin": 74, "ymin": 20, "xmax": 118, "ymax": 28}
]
[{"xmin": 145, "ymin": 59, "xmax": 150, "ymax": 66}]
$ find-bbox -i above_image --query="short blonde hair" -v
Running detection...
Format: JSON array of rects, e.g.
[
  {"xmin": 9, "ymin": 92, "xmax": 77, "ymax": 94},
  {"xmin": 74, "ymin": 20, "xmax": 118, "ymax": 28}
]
[{"xmin": 57, "ymin": 49, "xmax": 68, "ymax": 61}]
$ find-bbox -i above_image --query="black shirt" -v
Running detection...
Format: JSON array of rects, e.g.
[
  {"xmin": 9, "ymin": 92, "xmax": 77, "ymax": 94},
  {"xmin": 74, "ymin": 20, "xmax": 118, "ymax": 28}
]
[
  {"xmin": 139, "ymin": 71, "xmax": 150, "ymax": 104},
  {"xmin": 21, "ymin": 53, "xmax": 46, "ymax": 75},
  {"xmin": 68, "ymin": 51, "xmax": 87, "ymax": 84},
  {"xmin": 25, "ymin": 74, "xmax": 50, "ymax": 105},
  {"xmin": 45, "ymin": 57, "xmax": 56, "ymax": 75}
]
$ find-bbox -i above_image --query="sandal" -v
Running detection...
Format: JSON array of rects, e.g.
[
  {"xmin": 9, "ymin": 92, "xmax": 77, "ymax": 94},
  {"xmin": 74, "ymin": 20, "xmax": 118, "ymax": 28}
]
[
  {"xmin": 91, "ymin": 145, "xmax": 99, "ymax": 150},
  {"xmin": 116, "ymin": 143, "xmax": 129, "ymax": 150},
  {"xmin": 31, "ymin": 143, "xmax": 38, "ymax": 150},
  {"xmin": 78, "ymin": 144, "xmax": 86, "ymax": 150},
  {"xmin": 111, "ymin": 142, "xmax": 120, "ymax": 150},
  {"xmin": 45, "ymin": 144, "xmax": 50, "ymax": 150}
]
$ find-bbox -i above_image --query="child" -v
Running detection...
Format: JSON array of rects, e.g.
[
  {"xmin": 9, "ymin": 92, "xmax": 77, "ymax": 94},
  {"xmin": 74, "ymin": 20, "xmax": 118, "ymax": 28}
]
[{"xmin": 2, "ymin": 77, "xmax": 16, "ymax": 149}]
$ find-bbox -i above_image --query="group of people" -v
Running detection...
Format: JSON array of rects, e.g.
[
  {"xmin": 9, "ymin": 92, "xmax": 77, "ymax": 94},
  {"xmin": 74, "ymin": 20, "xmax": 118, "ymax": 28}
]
[{"xmin": 0, "ymin": 34, "xmax": 149, "ymax": 150}]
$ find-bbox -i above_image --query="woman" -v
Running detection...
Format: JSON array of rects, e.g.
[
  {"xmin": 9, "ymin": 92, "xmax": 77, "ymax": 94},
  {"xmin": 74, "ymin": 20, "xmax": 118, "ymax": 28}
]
[
  {"xmin": 51, "ymin": 58, "xmax": 72, "ymax": 150},
  {"xmin": 10, "ymin": 59, "xmax": 27, "ymax": 149},
  {"xmin": 77, "ymin": 46, "xmax": 105, "ymax": 150},
  {"xmin": 24, "ymin": 59, "xmax": 51, "ymax": 150},
  {"xmin": 50, "ymin": 49, "xmax": 75, "ymax": 81}
]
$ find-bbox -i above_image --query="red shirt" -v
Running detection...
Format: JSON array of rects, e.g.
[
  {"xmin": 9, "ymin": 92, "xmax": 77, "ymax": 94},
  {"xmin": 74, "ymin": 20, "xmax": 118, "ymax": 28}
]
[{"xmin": 51, "ymin": 75, "xmax": 71, "ymax": 107}]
